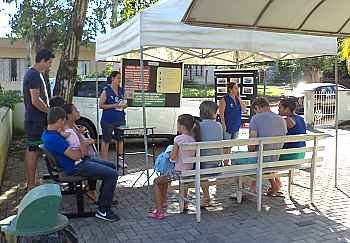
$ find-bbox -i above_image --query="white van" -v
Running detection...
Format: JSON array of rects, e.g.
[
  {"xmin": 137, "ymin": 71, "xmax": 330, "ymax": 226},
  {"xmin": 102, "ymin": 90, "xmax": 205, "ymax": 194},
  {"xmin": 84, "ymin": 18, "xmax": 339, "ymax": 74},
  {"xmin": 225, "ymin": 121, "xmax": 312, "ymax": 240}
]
[{"xmin": 72, "ymin": 79, "xmax": 207, "ymax": 139}]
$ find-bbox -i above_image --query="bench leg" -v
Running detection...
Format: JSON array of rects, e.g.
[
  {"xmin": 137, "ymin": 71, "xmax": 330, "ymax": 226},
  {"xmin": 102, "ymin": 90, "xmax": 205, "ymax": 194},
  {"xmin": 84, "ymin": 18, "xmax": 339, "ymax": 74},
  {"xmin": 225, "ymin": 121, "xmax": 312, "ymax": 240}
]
[
  {"xmin": 179, "ymin": 182, "xmax": 185, "ymax": 212},
  {"xmin": 256, "ymin": 178, "xmax": 262, "ymax": 212},
  {"xmin": 76, "ymin": 182, "xmax": 86, "ymax": 215},
  {"xmin": 237, "ymin": 177, "xmax": 243, "ymax": 204},
  {"xmin": 288, "ymin": 170, "xmax": 294, "ymax": 198},
  {"xmin": 63, "ymin": 182, "xmax": 95, "ymax": 218},
  {"xmin": 195, "ymin": 179, "xmax": 201, "ymax": 223},
  {"xmin": 310, "ymin": 163, "xmax": 316, "ymax": 205}
]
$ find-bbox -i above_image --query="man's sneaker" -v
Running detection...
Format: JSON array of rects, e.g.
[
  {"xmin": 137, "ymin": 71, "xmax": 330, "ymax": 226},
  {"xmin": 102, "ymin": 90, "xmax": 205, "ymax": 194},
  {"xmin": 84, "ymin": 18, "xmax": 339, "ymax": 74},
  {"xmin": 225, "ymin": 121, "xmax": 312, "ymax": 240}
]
[
  {"xmin": 117, "ymin": 156, "xmax": 128, "ymax": 168},
  {"xmin": 95, "ymin": 208, "xmax": 120, "ymax": 222}
]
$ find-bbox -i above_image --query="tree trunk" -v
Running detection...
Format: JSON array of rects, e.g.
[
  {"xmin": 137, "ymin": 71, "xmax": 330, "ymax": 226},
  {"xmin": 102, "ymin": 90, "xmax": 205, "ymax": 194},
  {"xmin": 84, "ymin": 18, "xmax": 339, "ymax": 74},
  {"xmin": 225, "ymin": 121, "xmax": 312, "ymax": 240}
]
[
  {"xmin": 110, "ymin": 0, "xmax": 118, "ymax": 28},
  {"xmin": 303, "ymin": 67, "xmax": 321, "ymax": 83},
  {"xmin": 54, "ymin": 0, "xmax": 89, "ymax": 102}
]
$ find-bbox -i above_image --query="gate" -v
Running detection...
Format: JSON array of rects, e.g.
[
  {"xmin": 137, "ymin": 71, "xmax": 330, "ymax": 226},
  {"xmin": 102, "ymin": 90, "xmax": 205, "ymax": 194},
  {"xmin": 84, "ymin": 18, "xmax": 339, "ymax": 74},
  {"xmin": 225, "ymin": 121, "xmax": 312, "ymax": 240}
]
[{"xmin": 304, "ymin": 90, "xmax": 336, "ymax": 127}]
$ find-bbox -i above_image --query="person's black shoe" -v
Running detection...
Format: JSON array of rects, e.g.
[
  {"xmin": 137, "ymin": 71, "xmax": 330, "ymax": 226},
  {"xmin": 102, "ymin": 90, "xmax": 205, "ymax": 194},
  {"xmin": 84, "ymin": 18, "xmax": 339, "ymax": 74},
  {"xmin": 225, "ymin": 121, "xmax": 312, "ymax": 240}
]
[{"xmin": 95, "ymin": 208, "xmax": 120, "ymax": 222}]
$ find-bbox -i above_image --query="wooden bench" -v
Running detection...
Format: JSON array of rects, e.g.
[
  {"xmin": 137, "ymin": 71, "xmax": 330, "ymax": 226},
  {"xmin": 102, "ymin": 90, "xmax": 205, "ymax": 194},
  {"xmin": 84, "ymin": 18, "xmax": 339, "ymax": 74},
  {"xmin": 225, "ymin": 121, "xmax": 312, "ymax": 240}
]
[{"xmin": 178, "ymin": 133, "xmax": 326, "ymax": 223}]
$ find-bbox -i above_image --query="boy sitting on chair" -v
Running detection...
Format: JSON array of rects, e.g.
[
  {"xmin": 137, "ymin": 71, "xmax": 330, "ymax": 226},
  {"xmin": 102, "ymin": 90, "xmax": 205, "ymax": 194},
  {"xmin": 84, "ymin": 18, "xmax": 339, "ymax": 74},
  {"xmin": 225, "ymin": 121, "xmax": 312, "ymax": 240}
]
[{"xmin": 42, "ymin": 107, "xmax": 119, "ymax": 222}]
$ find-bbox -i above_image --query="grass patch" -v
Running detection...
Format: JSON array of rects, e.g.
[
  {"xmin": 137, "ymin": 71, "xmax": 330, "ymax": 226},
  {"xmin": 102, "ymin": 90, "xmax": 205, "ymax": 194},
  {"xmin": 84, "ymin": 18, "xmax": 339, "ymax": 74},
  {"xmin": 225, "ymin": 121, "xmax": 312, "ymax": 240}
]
[
  {"xmin": 257, "ymin": 85, "xmax": 285, "ymax": 97},
  {"xmin": 183, "ymin": 86, "xmax": 215, "ymax": 98}
]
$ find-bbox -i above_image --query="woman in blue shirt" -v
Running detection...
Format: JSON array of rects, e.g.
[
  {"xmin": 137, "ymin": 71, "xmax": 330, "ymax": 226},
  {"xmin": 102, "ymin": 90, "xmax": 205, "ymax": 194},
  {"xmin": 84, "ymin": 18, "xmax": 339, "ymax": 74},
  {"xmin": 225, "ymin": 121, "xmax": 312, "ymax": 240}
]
[
  {"xmin": 278, "ymin": 97, "xmax": 307, "ymax": 160},
  {"xmin": 219, "ymin": 82, "xmax": 246, "ymax": 165},
  {"xmin": 99, "ymin": 71, "xmax": 127, "ymax": 168},
  {"xmin": 273, "ymin": 97, "xmax": 307, "ymax": 195}
]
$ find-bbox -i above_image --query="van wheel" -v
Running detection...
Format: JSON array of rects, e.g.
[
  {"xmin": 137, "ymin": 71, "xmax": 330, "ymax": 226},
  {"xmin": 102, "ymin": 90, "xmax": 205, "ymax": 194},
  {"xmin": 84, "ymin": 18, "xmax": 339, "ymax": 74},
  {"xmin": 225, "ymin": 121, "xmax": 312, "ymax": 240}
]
[{"xmin": 76, "ymin": 119, "xmax": 97, "ymax": 139}]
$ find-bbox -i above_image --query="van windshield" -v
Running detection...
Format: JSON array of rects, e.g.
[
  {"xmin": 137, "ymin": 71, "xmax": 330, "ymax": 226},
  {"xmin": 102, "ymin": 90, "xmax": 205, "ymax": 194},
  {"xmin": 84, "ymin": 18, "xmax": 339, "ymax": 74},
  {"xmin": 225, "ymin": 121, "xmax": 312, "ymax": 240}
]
[{"xmin": 74, "ymin": 81, "xmax": 107, "ymax": 97}]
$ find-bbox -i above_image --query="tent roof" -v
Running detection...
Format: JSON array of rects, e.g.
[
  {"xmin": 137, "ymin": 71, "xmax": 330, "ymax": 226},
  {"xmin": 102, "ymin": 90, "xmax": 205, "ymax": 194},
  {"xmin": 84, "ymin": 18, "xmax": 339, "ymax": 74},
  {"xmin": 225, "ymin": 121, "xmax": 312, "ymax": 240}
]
[
  {"xmin": 96, "ymin": 0, "xmax": 337, "ymax": 63},
  {"xmin": 182, "ymin": 0, "xmax": 350, "ymax": 37}
]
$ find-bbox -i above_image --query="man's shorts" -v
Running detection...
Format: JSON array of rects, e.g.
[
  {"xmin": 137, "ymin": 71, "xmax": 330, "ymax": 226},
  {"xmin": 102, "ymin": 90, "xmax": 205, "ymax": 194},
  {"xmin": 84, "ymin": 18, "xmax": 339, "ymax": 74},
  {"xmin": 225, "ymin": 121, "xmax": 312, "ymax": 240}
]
[
  {"xmin": 279, "ymin": 152, "xmax": 305, "ymax": 161},
  {"xmin": 25, "ymin": 120, "xmax": 47, "ymax": 151},
  {"xmin": 101, "ymin": 121, "xmax": 125, "ymax": 143},
  {"xmin": 223, "ymin": 131, "xmax": 239, "ymax": 140}
]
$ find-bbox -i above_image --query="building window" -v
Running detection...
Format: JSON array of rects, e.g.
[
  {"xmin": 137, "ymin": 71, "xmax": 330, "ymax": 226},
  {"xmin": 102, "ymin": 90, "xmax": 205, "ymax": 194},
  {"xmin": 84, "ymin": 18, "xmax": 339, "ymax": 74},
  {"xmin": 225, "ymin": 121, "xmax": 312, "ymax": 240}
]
[
  {"xmin": 10, "ymin": 59, "xmax": 17, "ymax": 81},
  {"xmin": 78, "ymin": 60, "xmax": 90, "ymax": 76},
  {"xmin": 184, "ymin": 65, "xmax": 203, "ymax": 78},
  {"xmin": 0, "ymin": 58, "xmax": 27, "ymax": 82},
  {"xmin": 195, "ymin": 65, "xmax": 203, "ymax": 76},
  {"xmin": 184, "ymin": 65, "xmax": 190, "ymax": 77}
]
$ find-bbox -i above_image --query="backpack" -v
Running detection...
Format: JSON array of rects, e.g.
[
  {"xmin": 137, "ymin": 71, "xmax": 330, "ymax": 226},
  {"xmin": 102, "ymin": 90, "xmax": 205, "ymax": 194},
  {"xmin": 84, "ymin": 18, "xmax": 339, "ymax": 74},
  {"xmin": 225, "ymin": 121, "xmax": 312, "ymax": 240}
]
[{"xmin": 154, "ymin": 146, "xmax": 175, "ymax": 175}]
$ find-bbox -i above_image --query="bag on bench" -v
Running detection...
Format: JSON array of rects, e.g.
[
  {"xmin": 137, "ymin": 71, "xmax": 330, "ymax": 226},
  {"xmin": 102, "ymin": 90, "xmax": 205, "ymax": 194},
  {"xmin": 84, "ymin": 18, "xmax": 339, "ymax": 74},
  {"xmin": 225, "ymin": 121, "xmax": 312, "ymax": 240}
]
[{"xmin": 154, "ymin": 145, "xmax": 175, "ymax": 176}]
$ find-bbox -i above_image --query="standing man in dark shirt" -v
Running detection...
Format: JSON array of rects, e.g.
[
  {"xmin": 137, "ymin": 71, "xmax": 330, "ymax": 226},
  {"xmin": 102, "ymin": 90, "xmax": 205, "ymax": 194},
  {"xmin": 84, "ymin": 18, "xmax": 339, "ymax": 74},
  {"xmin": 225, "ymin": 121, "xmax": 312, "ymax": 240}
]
[{"xmin": 23, "ymin": 48, "xmax": 55, "ymax": 190}]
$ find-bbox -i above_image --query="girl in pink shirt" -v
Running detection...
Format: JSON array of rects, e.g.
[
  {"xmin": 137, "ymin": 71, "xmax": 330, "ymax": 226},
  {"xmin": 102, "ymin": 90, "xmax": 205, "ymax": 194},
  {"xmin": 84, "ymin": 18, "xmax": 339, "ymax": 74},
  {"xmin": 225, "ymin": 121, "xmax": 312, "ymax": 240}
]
[{"xmin": 149, "ymin": 114, "xmax": 200, "ymax": 220}]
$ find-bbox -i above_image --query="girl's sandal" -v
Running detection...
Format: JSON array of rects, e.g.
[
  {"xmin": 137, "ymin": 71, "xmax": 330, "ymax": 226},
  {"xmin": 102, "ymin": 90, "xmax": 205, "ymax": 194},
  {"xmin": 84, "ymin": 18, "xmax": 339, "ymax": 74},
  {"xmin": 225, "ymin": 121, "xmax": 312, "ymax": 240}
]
[
  {"xmin": 148, "ymin": 209, "xmax": 165, "ymax": 220},
  {"xmin": 201, "ymin": 199, "xmax": 212, "ymax": 208},
  {"xmin": 265, "ymin": 188, "xmax": 283, "ymax": 197},
  {"xmin": 182, "ymin": 203, "xmax": 189, "ymax": 212}
]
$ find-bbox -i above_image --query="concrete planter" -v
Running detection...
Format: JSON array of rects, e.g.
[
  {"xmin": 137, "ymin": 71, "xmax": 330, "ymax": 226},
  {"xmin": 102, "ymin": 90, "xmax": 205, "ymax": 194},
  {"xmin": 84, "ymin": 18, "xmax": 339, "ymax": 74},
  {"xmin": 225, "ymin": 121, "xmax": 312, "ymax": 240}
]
[
  {"xmin": 0, "ymin": 107, "xmax": 13, "ymax": 186},
  {"xmin": 13, "ymin": 102, "xmax": 25, "ymax": 133}
]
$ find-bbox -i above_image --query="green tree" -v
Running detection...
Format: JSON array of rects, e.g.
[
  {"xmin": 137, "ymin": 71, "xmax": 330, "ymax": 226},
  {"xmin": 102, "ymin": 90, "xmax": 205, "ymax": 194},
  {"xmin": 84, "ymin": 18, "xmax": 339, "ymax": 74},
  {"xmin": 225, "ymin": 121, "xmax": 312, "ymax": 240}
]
[
  {"xmin": 7, "ymin": 0, "xmax": 71, "ymax": 96},
  {"xmin": 6, "ymin": 0, "xmax": 112, "ymax": 100},
  {"xmin": 340, "ymin": 38, "xmax": 350, "ymax": 76},
  {"xmin": 5, "ymin": 0, "xmax": 159, "ymax": 101},
  {"xmin": 116, "ymin": 0, "xmax": 159, "ymax": 26}
]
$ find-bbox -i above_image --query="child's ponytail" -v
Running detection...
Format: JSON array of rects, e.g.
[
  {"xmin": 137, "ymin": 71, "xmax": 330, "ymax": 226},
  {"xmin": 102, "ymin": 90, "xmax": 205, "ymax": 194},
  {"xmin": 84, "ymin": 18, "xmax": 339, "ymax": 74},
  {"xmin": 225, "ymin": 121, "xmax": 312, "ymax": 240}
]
[
  {"xmin": 191, "ymin": 119, "xmax": 201, "ymax": 142},
  {"xmin": 177, "ymin": 114, "xmax": 201, "ymax": 142}
]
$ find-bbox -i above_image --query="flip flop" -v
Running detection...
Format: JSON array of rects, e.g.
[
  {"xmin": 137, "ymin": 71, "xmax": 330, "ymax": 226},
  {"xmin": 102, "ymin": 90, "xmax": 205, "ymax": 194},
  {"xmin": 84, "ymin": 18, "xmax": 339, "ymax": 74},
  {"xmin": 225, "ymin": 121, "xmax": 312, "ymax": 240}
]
[
  {"xmin": 201, "ymin": 199, "xmax": 212, "ymax": 208},
  {"xmin": 86, "ymin": 190, "xmax": 97, "ymax": 202},
  {"xmin": 265, "ymin": 189, "xmax": 284, "ymax": 197}
]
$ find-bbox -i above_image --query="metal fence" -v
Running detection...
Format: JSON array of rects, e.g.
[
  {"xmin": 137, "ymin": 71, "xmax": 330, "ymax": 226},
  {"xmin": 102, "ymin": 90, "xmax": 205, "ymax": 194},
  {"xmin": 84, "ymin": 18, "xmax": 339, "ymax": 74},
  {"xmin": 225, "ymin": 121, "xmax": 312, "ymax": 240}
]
[
  {"xmin": 313, "ymin": 91, "xmax": 336, "ymax": 127},
  {"xmin": 0, "ymin": 80, "xmax": 22, "ymax": 93}
]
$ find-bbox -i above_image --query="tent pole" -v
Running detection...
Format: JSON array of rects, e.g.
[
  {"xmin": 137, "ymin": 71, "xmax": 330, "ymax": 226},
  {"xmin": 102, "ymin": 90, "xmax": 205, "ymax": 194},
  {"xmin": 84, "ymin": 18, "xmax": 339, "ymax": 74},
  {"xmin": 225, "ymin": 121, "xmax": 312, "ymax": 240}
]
[
  {"xmin": 335, "ymin": 54, "xmax": 339, "ymax": 187},
  {"xmin": 235, "ymin": 50, "xmax": 239, "ymax": 69},
  {"xmin": 140, "ymin": 45, "xmax": 151, "ymax": 190},
  {"xmin": 95, "ymin": 61, "xmax": 100, "ymax": 152}
]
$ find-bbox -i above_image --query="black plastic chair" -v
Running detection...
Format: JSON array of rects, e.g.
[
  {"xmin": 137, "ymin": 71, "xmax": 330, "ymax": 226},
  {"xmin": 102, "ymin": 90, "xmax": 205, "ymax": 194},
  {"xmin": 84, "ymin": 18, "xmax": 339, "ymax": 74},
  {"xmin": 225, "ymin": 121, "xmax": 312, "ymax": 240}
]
[{"xmin": 39, "ymin": 145, "xmax": 95, "ymax": 218}]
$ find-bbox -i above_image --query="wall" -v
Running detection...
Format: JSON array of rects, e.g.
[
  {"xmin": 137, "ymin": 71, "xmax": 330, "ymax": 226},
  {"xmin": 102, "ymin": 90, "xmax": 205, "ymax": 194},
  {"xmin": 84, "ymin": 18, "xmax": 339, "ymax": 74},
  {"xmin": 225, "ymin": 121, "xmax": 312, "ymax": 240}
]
[
  {"xmin": 0, "ymin": 38, "xmax": 106, "ymax": 79},
  {"xmin": 0, "ymin": 107, "xmax": 13, "ymax": 186},
  {"xmin": 338, "ymin": 90, "xmax": 350, "ymax": 123}
]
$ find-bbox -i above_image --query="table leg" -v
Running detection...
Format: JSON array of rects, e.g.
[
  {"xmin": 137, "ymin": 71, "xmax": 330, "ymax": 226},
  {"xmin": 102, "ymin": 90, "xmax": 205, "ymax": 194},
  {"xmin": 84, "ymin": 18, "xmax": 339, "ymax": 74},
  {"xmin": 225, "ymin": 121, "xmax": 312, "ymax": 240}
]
[
  {"xmin": 116, "ymin": 138, "xmax": 120, "ymax": 174},
  {"xmin": 122, "ymin": 136, "xmax": 125, "ymax": 175}
]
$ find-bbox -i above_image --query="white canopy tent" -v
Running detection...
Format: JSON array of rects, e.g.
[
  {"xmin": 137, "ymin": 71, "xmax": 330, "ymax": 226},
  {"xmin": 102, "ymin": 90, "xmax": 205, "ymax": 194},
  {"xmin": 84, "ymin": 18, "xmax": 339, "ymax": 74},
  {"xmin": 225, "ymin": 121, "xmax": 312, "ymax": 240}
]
[
  {"xmin": 95, "ymin": 0, "xmax": 338, "ymax": 190},
  {"xmin": 181, "ymin": 0, "xmax": 350, "ymax": 37},
  {"xmin": 182, "ymin": 0, "xmax": 345, "ymax": 187},
  {"xmin": 96, "ymin": 0, "xmax": 337, "ymax": 63}
]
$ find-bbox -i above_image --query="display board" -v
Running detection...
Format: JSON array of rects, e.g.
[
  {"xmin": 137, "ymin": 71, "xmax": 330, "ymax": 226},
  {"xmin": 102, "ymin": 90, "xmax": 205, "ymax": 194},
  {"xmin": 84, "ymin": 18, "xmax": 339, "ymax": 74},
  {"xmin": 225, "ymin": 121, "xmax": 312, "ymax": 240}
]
[
  {"xmin": 214, "ymin": 69, "xmax": 258, "ymax": 122},
  {"xmin": 122, "ymin": 59, "xmax": 183, "ymax": 107}
]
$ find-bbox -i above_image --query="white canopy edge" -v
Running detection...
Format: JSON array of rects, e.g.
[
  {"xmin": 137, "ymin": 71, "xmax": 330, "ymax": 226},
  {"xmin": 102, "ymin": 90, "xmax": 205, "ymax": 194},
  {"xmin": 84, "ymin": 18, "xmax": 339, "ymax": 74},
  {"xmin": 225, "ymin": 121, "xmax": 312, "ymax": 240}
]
[
  {"xmin": 96, "ymin": 0, "xmax": 337, "ymax": 62},
  {"xmin": 182, "ymin": 0, "xmax": 350, "ymax": 37}
]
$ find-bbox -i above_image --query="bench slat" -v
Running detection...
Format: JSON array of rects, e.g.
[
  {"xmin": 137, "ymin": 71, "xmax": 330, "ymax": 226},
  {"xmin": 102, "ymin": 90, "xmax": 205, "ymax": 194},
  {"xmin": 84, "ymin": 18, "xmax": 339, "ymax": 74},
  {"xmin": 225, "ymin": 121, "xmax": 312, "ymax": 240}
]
[
  {"xmin": 180, "ymin": 157, "xmax": 323, "ymax": 177},
  {"xmin": 184, "ymin": 146, "xmax": 325, "ymax": 164},
  {"xmin": 181, "ymin": 134, "xmax": 328, "ymax": 150},
  {"xmin": 180, "ymin": 163, "xmax": 316, "ymax": 182}
]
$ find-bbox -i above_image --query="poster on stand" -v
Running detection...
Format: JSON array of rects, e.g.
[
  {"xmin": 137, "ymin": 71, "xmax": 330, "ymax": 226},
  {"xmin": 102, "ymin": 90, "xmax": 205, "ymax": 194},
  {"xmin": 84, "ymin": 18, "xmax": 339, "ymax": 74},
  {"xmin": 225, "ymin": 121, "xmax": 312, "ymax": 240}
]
[
  {"xmin": 122, "ymin": 59, "xmax": 183, "ymax": 107},
  {"xmin": 214, "ymin": 69, "xmax": 258, "ymax": 123}
]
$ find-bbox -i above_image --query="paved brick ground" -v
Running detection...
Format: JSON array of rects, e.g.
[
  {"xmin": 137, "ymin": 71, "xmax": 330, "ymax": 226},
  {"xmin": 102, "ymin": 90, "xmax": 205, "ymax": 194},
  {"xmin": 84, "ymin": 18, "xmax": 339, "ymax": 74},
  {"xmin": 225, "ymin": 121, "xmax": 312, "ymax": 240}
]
[{"xmin": 2, "ymin": 130, "xmax": 350, "ymax": 243}]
